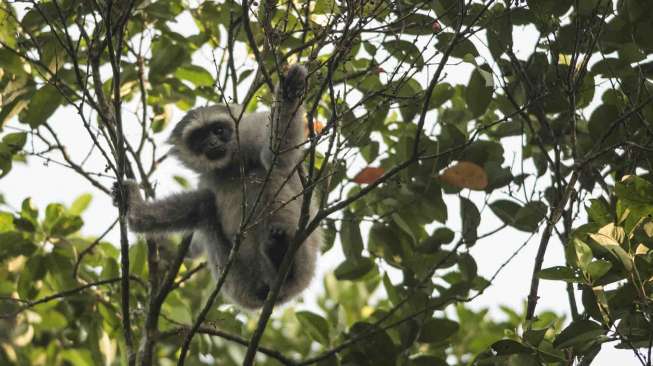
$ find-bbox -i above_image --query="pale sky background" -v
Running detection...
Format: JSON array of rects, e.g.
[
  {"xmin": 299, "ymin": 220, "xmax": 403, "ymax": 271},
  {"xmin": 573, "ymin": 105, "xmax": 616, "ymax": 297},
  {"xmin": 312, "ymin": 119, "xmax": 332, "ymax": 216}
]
[{"xmin": 0, "ymin": 6, "xmax": 638, "ymax": 365}]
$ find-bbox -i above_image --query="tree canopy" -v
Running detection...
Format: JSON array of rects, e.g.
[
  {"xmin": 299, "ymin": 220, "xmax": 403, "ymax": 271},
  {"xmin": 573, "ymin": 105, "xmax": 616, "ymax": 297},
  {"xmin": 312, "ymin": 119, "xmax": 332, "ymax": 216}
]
[{"xmin": 1, "ymin": 0, "xmax": 653, "ymax": 365}]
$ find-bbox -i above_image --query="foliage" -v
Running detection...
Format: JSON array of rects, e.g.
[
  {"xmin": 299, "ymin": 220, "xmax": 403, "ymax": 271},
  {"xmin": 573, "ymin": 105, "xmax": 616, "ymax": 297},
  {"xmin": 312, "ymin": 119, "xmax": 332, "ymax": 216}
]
[{"xmin": 1, "ymin": 0, "xmax": 653, "ymax": 365}]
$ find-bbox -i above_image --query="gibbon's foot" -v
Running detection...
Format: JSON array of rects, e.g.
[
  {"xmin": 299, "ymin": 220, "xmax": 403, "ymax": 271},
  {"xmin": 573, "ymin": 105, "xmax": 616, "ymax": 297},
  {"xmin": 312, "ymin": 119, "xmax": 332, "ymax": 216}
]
[
  {"xmin": 111, "ymin": 180, "xmax": 139, "ymax": 208},
  {"xmin": 265, "ymin": 224, "xmax": 297, "ymax": 280},
  {"xmin": 255, "ymin": 284, "xmax": 270, "ymax": 301},
  {"xmin": 265, "ymin": 224, "xmax": 290, "ymax": 269},
  {"xmin": 111, "ymin": 181, "xmax": 125, "ymax": 208},
  {"xmin": 282, "ymin": 64, "xmax": 307, "ymax": 101}
]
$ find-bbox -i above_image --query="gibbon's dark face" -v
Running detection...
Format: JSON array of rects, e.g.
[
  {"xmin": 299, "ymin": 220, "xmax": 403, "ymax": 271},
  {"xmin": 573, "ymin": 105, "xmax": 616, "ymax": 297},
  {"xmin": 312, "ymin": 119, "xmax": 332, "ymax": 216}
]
[
  {"xmin": 168, "ymin": 105, "xmax": 240, "ymax": 172},
  {"xmin": 186, "ymin": 121, "xmax": 233, "ymax": 161}
]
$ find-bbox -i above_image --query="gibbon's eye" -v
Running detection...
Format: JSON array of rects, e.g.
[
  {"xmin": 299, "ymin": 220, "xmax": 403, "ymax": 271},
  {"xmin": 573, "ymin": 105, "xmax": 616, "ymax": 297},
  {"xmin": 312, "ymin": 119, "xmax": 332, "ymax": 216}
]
[
  {"xmin": 210, "ymin": 123, "xmax": 232, "ymax": 141},
  {"xmin": 212, "ymin": 126, "xmax": 224, "ymax": 135}
]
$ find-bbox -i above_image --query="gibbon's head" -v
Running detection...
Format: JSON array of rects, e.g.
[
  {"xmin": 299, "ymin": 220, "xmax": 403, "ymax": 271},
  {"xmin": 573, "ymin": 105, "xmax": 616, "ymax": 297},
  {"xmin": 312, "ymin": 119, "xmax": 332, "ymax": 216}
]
[{"xmin": 168, "ymin": 104, "xmax": 243, "ymax": 172}]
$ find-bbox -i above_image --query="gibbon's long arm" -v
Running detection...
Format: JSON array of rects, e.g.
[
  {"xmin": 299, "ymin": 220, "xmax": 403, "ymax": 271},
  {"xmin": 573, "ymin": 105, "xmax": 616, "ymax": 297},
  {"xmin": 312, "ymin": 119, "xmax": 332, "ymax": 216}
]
[
  {"xmin": 113, "ymin": 180, "xmax": 216, "ymax": 234},
  {"xmin": 262, "ymin": 64, "xmax": 308, "ymax": 170}
]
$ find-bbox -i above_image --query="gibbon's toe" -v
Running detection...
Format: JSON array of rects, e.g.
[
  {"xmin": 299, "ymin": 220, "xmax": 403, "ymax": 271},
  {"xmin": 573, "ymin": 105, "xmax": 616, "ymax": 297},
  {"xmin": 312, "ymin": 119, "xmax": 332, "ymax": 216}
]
[
  {"xmin": 282, "ymin": 64, "xmax": 308, "ymax": 101},
  {"xmin": 112, "ymin": 180, "xmax": 140, "ymax": 208},
  {"xmin": 266, "ymin": 225, "xmax": 290, "ymax": 268},
  {"xmin": 111, "ymin": 182, "xmax": 124, "ymax": 207},
  {"xmin": 255, "ymin": 284, "xmax": 270, "ymax": 301}
]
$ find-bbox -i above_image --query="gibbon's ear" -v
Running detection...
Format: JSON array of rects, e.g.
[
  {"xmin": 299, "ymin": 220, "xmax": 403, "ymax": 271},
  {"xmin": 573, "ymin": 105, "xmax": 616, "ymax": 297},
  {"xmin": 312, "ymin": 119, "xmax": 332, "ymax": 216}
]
[{"xmin": 167, "ymin": 109, "xmax": 198, "ymax": 145}]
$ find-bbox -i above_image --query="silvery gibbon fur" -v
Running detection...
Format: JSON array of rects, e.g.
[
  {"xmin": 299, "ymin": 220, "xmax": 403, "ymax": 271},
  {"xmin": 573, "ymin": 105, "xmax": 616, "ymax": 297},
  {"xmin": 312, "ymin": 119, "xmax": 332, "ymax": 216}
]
[{"xmin": 113, "ymin": 65, "xmax": 321, "ymax": 309}]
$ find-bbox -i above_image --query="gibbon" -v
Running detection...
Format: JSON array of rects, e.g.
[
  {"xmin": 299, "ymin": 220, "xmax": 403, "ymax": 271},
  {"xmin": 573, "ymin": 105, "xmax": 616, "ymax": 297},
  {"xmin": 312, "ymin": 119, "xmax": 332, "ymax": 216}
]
[{"xmin": 113, "ymin": 65, "xmax": 321, "ymax": 309}]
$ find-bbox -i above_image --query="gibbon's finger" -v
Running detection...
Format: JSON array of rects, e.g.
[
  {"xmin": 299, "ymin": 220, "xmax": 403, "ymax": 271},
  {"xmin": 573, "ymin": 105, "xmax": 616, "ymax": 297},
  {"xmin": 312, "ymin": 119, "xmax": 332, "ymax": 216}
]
[{"xmin": 282, "ymin": 64, "xmax": 308, "ymax": 101}]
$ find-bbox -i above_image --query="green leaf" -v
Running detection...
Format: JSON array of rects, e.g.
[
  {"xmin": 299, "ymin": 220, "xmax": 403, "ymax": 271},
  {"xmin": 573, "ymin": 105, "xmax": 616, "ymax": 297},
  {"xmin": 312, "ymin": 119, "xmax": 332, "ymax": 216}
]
[
  {"xmin": 51, "ymin": 215, "xmax": 83, "ymax": 236},
  {"xmin": 588, "ymin": 104, "xmax": 622, "ymax": 147},
  {"xmin": 397, "ymin": 78, "xmax": 424, "ymax": 121},
  {"xmin": 0, "ymin": 97, "xmax": 30, "ymax": 132},
  {"xmin": 151, "ymin": 104, "xmax": 171, "ymax": 133},
  {"xmin": 0, "ymin": 132, "xmax": 27, "ymax": 178},
  {"xmin": 428, "ymin": 82, "xmax": 454, "ymax": 109},
  {"xmin": 368, "ymin": 222, "xmax": 406, "ymax": 267},
  {"xmin": 349, "ymin": 322, "xmax": 398, "ymax": 364},
  {"xmin": 17, "ymin": 254, "xmax": 47, "ymax": 299},
  {"xmin": 513, "ymin": 201, "xmax": 547, "ymax": 232},
  {"xmin": 586, "ymin": 198, "xmax": 612, "ymax": 225},
  {"xmin": 100, "ymin": 257, "xmax": 119, "ymax": 280},
  {"xmin": 21, "ymin": 198, "xmax": 38, "ymax": 220},
  {"xmin": 0, "ymin": 231, "xmax": 36, "ymax": 261},
  {"xmin": 389, "ymin": 13, "xmax": 438, "ymax": 35},
  {"xmin": 417, "ymin": 227, "xmax": 454, "ymax": 253},
  {"xmin": 296, "ymin": 311, "xmax": 330, "ymax": 346},
  {"xmin": 553, "ymin": 319, "xmax": 604, "ymax": 349},
  {"xmin": 175, "ymin": 65, "xmax": 214, "ymax": 87},
  {"xmin": 238, "ymin": 69, "xmax": 255, "ymax": 84},
  {"xmin": 20, "ymin": 85, "xmax": 63, "ymax": 128},
  {"xmin": 587, "ymin": 260, "xmax": 612, "ymax": 281},
  {"xmin": 173, "ymin": 175, "xmax": 190, "ymax": 188},
  {"xmin": 149, "ymin": 37, "xmax": 190, "ymax": 81},
  {"xmin": 129, "ymin": 242, "xmax": 147, "ymax": 278},
  {"xmin": 491, "ymin": 339, "xmax": 532, "ymax": 355},
  {"xmin": 486, "ymin": 5, "xmax": 513, "ymax": 59},
  {"xmin": 382, "ymin": 273, "xmax": 400, "ymax": 305},
  {"xmin": 391, "ymin": 212, "xmax": 414, "ymax": 240},
  {"xmin": 143, "ymin": 1, "xmax": 183, "ymax": 21},
  {"xmin": 0, "ymin": 212, "xmax": 13, "ymax": 232},
  {"xmin": 523, "ymin": 328, "xmax": 548, "ymax": 346},
  {"xmin": 313, "ymin": 0, "xmax": 338, "ymax": 14},
  {"xmin": 17, "ymin": 216, "xmax": 36, "ymax": 233},
  {"xmin": 574, "ymin": 238, "xmax": 593, "ymax": 270},
  {"xmin": 458, "ymin": 253, "xmax": 477, "ymax": 282},
  {"xmin": 528, "ymin": 0, "xmax": 572, "ymax": 15},
  {"xmin": 0, "ymin": 157, "xmax": 12, "ymax": 179},
  {"xmin": 340, "ymin": 210, "xmax": 364, "ymax": 259},
  {"xmin": 383, "ymin": 40, "xmax": 425, "ymax": 69},
  {"xmin": 40, "ymin": 310, "xmax": 68, "ymax": 330},
  {"xmin": 460, "ymin": 197, "xmax": 480, "ymax": 245},
  {"xmin": 44, "ymin": 203, "xmax": 65, "ymax": 230},
  {"xmin": 0, "ymin": 47, "xmax": 28, "ymax": 78},
  {"xmin": 589, "ymin": 233, "xmax": 634, "ymax": 272},
  {"xmin": 437, "ymin": 33, "xmax": 479, "ymax": 59},
  {"xmin": 418, "ymin": 318, "xmax": 459, "ymax": 343},
  {"xmin": 507, "ymin": 354, "xmax": 541, "ymax": 365},
  {"xmin": 2, "ymin": 132, "xmax": 27, "ymax": 153},
  {"xmin": 334, "ymin": 257, "xmax": 374, "ymax": 280},
  {"xmin": 466, "ymin": 67, "xmax": 494, "ymax": 117},
  {"xmin": 489, "ymin": 199, "xmax": 521, "ymax": 225},
  {"xmin": 68, "ymin": 194, "xmax": 93, "ymax": 215},
  {"xmin": 0, "ymin": 6, "xmax": 18, "ymax": 48},
  {"xmin": 410, "ymin": 356, "xmax": 448, "ymax": 366},
  {"xmin": 321, "ymin": 219, "xmax": 337, "ymax": 252},
  {"xmin": 60, "ymin": 349, "xmax": 94, "ymax": 366},
  {"xmin": 46, "ymin": 252, "xmax": 76, "ymax": 291},
  {"xmin": 21, "ymin": 4, "xmax": 58, "ymax": 32},
  {"xmin": 537, "ymin": 266, "xmax": 579, "ymax": 282},
  {"xmin": 615, "ymin": 176, "xmax": 653, "ymax": 204}
]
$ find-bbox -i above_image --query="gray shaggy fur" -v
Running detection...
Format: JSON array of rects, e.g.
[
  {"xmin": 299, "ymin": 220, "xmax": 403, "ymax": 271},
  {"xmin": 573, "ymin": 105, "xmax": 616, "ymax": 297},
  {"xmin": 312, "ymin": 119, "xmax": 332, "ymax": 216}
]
[{"xmin": 115, "ymin": 65, "xmax": 321, "ymax": 309}]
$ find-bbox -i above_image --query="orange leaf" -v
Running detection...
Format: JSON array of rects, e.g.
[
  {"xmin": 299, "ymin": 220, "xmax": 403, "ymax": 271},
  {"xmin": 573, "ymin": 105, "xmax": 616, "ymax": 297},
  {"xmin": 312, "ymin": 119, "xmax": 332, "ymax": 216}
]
[
  {"xmin": 304, "ymin": 118, "xmax": 325, "ymax": 138},
  {"xmin": 353, "ymin": 167, "xmax": 385, "ymax": 184},
  {"xmin": 439, "ymin": 161, "xmax": 488, "ymax": 190}
]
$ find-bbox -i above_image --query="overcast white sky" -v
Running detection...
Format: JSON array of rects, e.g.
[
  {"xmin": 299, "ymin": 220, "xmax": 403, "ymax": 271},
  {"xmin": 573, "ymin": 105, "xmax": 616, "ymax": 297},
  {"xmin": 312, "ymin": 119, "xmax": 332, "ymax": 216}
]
[{"xmin": 0, "ymin": 7, "xmax": 638, "ymax": 364}]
